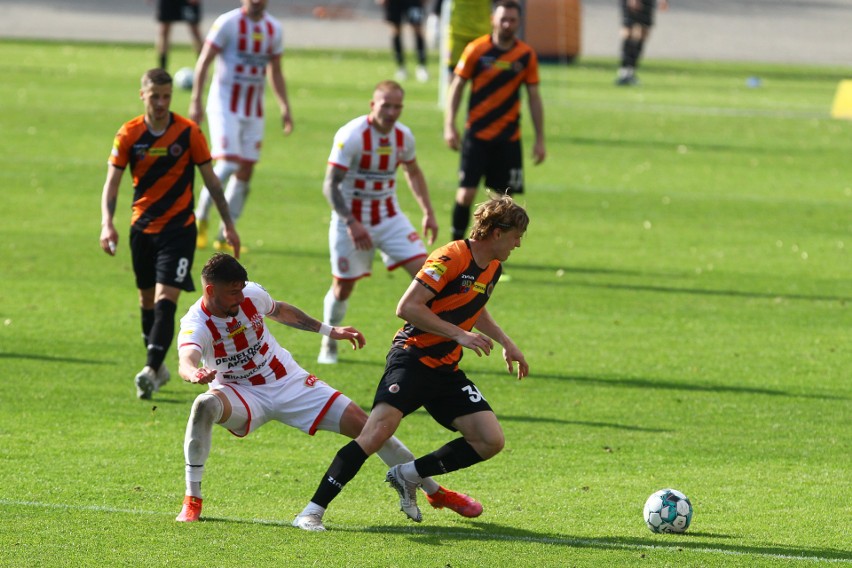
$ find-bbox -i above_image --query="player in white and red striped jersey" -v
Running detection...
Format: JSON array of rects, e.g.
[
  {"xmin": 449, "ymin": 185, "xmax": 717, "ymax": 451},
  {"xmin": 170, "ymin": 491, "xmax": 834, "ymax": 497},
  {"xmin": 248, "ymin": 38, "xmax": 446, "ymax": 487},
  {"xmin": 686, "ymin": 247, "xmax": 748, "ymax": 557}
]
[
  {"xmin": 175, "ymin": 253, "xmax": 480, "ymax": 529},
  {"xmin": 190, "ymin": 0, "xmax": 293, "ymax": 251},
  {"xmin": 318, "ymin": 80, "xmax": 438, "ymax": 365}
]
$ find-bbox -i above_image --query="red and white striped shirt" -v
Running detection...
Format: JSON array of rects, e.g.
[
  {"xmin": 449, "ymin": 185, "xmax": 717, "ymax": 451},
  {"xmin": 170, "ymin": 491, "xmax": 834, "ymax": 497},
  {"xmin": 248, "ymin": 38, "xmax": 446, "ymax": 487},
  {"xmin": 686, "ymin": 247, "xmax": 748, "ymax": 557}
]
[
  {"xmin": 205, "ymin": 7, "xmax": 284, "ymax": 119},
  {"xmin": 178, "ymin": 282, "xmax": 301, "ymax": 388},
  {"xmin": 328, "ymin": 115, "xmax": 417, "ymax": 227}
]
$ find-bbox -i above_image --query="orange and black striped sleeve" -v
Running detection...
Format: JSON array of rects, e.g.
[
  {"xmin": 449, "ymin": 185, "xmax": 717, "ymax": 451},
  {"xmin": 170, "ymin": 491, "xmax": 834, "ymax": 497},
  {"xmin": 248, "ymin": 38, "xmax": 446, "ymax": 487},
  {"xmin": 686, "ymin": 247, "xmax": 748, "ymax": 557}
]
[{"xmin": 392, "ymin": 240, "xmax": 502, "ymax": 371}]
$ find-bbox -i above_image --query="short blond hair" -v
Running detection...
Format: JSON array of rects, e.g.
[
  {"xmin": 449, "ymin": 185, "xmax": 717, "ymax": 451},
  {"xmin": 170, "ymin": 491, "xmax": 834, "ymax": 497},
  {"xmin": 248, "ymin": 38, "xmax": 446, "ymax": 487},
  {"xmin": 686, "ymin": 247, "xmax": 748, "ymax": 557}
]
[{"xmin": 469, "ymin": 193, "xmax": 529, "ymax": 240}]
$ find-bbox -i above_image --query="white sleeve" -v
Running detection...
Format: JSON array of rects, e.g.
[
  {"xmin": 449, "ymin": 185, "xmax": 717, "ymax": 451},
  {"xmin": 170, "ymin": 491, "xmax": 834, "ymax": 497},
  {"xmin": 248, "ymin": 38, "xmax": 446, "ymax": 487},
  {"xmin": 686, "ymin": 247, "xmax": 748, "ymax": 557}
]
[
  {"xmin": 244, "ymin": 282, "xmax": 276, "ymax": 315},
  {"xmin": 401, "ymin": 126, "xmax": 417, "ymax": 163},
  {"xmin": 177, "ymin": 311, "xmax": 210, "ymax": 354},
  {"xmin": 327, "ymin": 125, "xmax": 356, "ymax": 170}
]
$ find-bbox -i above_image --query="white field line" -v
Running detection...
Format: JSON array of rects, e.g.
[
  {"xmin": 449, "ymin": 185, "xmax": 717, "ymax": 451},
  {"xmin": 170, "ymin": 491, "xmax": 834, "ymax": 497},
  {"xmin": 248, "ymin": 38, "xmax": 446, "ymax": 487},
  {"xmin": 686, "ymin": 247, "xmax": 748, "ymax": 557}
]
[{"xmin": 1, "ymin": 499, "xmax": 849, "ymax": 564}]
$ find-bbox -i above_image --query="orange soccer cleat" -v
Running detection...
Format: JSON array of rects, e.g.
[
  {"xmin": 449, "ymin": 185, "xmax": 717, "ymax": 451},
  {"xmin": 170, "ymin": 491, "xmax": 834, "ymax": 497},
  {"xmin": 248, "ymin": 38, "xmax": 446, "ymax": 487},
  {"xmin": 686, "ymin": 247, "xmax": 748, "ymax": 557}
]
[
  {"xmin": 425, "ymin": 486, "xmax": 483, "ymax": 518},
  {"xmin": 175, "ymin": 496, "xmax": 203, "ymax": 522}
]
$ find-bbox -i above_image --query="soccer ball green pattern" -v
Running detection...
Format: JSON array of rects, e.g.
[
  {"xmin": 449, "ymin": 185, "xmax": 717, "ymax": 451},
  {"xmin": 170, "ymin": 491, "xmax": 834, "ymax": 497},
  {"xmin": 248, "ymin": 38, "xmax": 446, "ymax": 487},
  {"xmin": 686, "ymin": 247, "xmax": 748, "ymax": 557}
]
[{"xmin": 643, "ymin": 488, "xmax": 693, "ymax": 533}]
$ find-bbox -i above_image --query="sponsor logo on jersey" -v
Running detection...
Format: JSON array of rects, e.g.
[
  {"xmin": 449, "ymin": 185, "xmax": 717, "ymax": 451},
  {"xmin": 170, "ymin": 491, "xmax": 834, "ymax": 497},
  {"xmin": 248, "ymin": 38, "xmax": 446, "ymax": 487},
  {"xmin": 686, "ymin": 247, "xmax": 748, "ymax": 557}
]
[
  {"xmin": 473, "ymin": 282, "xmax": 487, "ymax": 294},
  {"xmin": 424, "ymin": 262, "xmax": 446, "ymax": 282},
  {"xmin": 148, "ymin": 147, "xmax": 168, "ymax": 157},
  {"xmin": 376, "ymin": 145, "xmax": 393, "ymax": 155},
  {"xmin": 460, "ymin": 273, "xmax": 476, "ymax": 293},
  {"xmin": 227, "ymin": 320, "xmax": 246, "ymax": 338},
  {"xmin": 169, "ymin": 143, "xmax": 183, "ymax": 157},
  {"xmin": 389, "ymin": 383, "xmax": 400, "ymax": 394},
  {"xmin": 304, "ymin": 375, "xmax": 317, "ymax": 387},
  {"xmin": 132, "ymin": 143, "xmax": 149, "ymax": 159}
]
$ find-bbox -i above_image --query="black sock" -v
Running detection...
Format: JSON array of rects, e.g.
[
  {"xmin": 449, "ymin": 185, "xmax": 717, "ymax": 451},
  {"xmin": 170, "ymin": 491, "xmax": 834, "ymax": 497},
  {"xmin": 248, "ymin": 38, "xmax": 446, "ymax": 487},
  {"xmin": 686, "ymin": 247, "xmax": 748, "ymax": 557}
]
[
  {"xmin": 146, "ymin": 299, "xmax": 176, "ymax": 370},
  {"xmin": 159, "ymin": 54, "xmax": 167, "ymax": 70},
  {"xmin": 413, "ymin": 438, "xmax": 484, "ymax": 478},
  {"xmin": 625, "ymin": 39, "xmax": 641, "ymax": 69},
  {"xmin": 633, "ymin": 39, "xmax": 645, "ymax": 69},
  {"xmin": 141, "ymin": 308, "xmax": 155, "ymax": 348},
  {"xmin": 415, "ymin": 34, "xmax": 426, "ymax": 65},
  {"xmin": 451, "ymin": 203, "xmax": 471, "ymax": 241},
  {"xmin": 392, "ymin": 34, "xmax": 404, "ymax": 67},
  {"xmin": 310, "ymin": 440, "xmax": 369, "ymax": 508},
  {"xmin": 620, "ymin": 38, "xmax": 631, "ymax": 68}
]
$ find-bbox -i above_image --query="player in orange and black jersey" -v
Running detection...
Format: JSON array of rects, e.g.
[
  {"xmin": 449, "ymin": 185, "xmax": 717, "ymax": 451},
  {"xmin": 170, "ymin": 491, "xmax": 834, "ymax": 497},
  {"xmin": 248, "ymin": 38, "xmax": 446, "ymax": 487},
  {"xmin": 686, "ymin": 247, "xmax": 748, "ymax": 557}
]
[
  {"xmin": 390, "ymin": 238, "xmax": 502, "ymax": 371},
  {"xmin": 300, "ymin": 194, "xmax": 529, "ymax": 526},
  {"xmin": 444, "ymin": 0, "xmax": 546, "ymax": 240},
  {"xmin": 99, "ymin": 68, "xmax": 240, "ymax": 401}
]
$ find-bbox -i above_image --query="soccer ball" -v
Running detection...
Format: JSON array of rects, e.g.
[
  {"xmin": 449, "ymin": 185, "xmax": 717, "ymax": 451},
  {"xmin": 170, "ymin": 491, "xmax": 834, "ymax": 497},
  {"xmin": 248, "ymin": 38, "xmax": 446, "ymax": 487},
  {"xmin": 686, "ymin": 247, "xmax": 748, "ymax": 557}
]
[
  {"xmin": 174, "ymin": 67, "xmax": 194, "ymax": 90},
  {"xmin": 643, "ymin": 488, "xmax": 693, "ymax": 533}
]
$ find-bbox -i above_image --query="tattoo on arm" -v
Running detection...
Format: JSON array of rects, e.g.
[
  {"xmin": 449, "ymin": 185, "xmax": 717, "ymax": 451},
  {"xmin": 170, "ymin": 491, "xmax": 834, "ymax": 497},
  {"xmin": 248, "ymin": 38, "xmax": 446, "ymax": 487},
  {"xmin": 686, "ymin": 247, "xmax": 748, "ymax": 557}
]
[
  {"xmin": 271, "ymin": 301, "xmax": 320, "ymax": 332},
  {"xmin": 325, "ymin": 168, "xmax": 351, "ymax": 220}
]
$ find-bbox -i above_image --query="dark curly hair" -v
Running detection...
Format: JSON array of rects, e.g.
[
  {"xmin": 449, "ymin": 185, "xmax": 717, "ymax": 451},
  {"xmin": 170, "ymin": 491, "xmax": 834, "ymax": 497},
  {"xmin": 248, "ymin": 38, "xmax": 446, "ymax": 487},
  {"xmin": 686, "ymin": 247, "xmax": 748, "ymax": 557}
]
[{"xmin": 201, "ymin": 253, "xmax": 248, "ymax": 284}]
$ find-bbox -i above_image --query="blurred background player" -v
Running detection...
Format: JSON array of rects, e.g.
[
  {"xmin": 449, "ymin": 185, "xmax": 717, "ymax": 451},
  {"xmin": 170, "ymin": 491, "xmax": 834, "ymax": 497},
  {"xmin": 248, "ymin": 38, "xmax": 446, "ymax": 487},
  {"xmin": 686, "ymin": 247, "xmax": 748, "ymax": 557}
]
[
  {"xmin": 99, "ymin": 68, "xmax": 240, "ymax": 400},
  {"xmin": 442, "ymin": 0, "xmax": 492, "ymax": 78},
  {"xmin": 192, "ymin": 0, "xmax": 293, "ymax": 252},
  {"xmin": 317, "ymin": 80, "xmax": 438, "ymax": 365},
  {"xmin": 444, "ymin": 0, "xmax": 545, "ymax": 240},
  {"xmin": 378, "ymin": 0, "xmax": 429, "ymax": 82},
  {"xmin": 153, "ymin": 0, "xmax": 203, "ymax": 70},
  {"xmin": 616, "ymin": 0, "xmax": 669, "ymax": 86}
]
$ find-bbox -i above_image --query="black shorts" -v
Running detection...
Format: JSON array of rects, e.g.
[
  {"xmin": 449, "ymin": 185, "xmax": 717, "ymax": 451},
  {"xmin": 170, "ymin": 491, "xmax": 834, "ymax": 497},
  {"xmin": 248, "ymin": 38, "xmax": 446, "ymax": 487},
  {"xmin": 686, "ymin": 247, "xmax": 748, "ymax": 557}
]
[
  {"xmin": 384, "ymin": 0, "xmax": 425, "ymax": 26},
  {"xmin": 157, "ymin": 0, "xmax": 201, "ymax": 24},
  {"xmin": 374, "ymin": 348, "xmax": 493, "ymax": 431},
  {"xmin": 459, "ymin": 133, "xmax": 524, "ymax": 194},
  {"xmin": 621, "ymin": 0, "xmax": 656, "ymax": 27},
  {"xmin": 130, "ymin": 227, "xmax": 197, "ymax": 292}
]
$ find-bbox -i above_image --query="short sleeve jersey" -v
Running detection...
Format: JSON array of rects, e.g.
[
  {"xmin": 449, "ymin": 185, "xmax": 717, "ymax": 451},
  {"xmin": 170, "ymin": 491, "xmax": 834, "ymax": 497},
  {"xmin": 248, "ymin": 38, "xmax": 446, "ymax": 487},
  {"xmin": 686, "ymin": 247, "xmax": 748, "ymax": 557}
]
[
  {"xmin": 177, "ymin": 282, "xmax": 301, "ymax": 388},
  {"xmin": 454, "ymin": 35, "xmax": 540, "ymax": 142},
  {"xmin": 108, "ymin": 112, "xmax": 211, "ymax": 234},
  {"xmin": 205, "ymin": 7, "xmax": 284, "ymax": 119},
  {"xmin": 327, "ymin": 115, "xmax": 416, "ymax": 227},
  {"xmin": 392, "ymin": 240, "xmax": 502, "ymax": 371}
]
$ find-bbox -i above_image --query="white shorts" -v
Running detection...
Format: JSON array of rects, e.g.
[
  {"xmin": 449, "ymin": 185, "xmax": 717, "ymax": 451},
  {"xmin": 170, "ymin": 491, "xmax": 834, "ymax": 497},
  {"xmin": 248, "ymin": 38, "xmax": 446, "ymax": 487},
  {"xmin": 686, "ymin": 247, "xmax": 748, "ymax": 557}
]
[
  {"xmin": 329, "ymin": 212, "xmax": 427, "ymax": 280},
  {"xmin": 206, "ymin": 109, "xmax": 264, "ymax": 163},
  {"xmin": 214, "ymin": 369, "xmax": 352, "ymax": 438}
]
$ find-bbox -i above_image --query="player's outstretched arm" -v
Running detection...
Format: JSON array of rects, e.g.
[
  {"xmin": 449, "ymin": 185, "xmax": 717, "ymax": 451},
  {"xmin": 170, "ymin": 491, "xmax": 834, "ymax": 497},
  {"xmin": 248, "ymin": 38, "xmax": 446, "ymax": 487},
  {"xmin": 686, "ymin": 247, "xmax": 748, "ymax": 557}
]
[{"xmin": 268, "ymin": 301, "xmax": 366, "ymax": 351}]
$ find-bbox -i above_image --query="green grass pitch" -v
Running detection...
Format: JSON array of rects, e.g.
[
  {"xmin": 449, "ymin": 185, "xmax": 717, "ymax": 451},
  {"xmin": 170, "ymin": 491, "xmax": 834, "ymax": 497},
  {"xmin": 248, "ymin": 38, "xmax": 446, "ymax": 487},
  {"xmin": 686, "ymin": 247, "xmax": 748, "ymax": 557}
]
[{"xmin": 0, "ymin": 40, "xmax": 850, "ymax": 567}]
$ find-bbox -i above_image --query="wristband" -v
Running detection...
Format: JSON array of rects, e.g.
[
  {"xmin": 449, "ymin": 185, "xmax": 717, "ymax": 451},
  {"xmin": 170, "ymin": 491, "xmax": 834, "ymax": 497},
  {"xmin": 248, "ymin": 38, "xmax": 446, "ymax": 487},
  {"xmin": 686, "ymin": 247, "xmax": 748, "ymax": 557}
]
[{"xmin": 319, "ymin": 323, "xmax": 333, "ymax": 336}]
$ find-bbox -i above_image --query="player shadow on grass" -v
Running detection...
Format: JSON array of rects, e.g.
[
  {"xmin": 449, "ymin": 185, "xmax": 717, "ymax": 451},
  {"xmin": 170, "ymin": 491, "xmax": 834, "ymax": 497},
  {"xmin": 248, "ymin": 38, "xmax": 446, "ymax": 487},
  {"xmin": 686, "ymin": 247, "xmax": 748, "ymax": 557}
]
[
  {"xmin": 503, "ymin": 263, "xmax": 852, "ymax": 304},
  {"xmin": 356, "ymin": 521, "xmax": 852, "ymax": 562},
  {"xmin": 0, "ymin": 352, "xmax": 109, "ymax": 365},
  {"xmin": 470, "ymin": 368, "xmax": 846, "ymax": 401}
]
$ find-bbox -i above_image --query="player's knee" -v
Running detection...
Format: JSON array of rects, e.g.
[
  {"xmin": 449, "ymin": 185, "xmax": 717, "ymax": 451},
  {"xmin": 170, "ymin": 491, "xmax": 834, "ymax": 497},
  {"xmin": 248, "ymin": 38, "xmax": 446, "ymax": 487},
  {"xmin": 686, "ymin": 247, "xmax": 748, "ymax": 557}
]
[
  {"xmin": 474, "ymin": 431, "xmax": 505, "ymax": 460},
  {"xmin": 191, "ymin": 392, "xmax": 224, "ymax": 425}
]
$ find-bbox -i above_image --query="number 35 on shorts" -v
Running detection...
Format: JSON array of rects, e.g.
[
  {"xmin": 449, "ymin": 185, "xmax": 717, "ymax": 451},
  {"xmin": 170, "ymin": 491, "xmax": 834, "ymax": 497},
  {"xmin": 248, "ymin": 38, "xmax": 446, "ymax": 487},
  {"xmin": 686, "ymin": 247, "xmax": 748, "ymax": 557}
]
[{"xmin": 462, "ymin": 385, "xmax": 486, "ymax": 403}]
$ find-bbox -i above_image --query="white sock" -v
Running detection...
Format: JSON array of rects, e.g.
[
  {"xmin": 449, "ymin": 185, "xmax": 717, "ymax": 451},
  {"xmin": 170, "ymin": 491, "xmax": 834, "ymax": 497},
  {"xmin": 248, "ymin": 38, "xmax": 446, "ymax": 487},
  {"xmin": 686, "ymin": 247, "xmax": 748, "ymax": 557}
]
[
  {"xmin": 323, "ymin": 287, "xmax": 347, "ymax": 326},
  {"xmin": 217, "ymin": 176, "xmax": 249, "ymax": 240},
  {"xmin": 399, "ymin": 461, "xmax": 423, "ymax": 485},
  {"xmin": 183, "ymin": 392, "xmax": 223, "ymax": 498},
  {"xmin": 299, "ymin": 502, "xmax": 325, "ymax": 517},
  {"xmin": 376, "ymin": 437, "xmax": 438, "ymax": 494},
  {"xmin": 224, "ymin": 177, "xmax": 249, "ymax": 221}
]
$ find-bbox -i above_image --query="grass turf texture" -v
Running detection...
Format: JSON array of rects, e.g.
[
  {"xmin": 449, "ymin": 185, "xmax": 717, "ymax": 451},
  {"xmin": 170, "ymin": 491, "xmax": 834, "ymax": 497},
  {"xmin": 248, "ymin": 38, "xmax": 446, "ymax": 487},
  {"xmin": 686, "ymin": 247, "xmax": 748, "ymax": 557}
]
[{"xmin": 0, "ymin": 40, "xmax": 850, "ymax": 567}]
